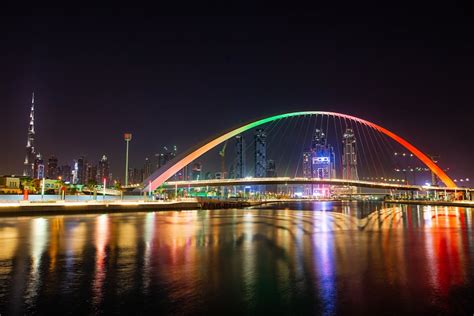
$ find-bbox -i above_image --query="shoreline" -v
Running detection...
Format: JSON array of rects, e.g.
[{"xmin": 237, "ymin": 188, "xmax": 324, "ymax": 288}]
[
  {"xmin": 0, "ymin": 198, "xmax": 472, "ymax": 218},
  {"xmin": 0, "ymin": 200, "xmax": 202, "ymax": 217},
  {"xmin": 385, "ymin": 200, "xmax": 474, "ymax": 207}
]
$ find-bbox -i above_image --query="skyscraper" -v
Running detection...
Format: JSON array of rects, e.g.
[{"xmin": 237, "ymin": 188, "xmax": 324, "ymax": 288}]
[
  {"xmin": 254, "ymin": 129, "xmax": 267, "ymax": 178},
  {"xmin": 33, "ymin": 153, "xmax": 44, "ymax": 179},
  {"xmin": 98, "ymin": 155, "xmax": 110, "ymax": 183},
  {"xmin": 266, "ymin": 159, "xmax": 277, "ymax": 177},
  {"xmin": 23, "ymin": 93, "xmax": 36, "ymax": 177},
  {"xmin": 156, "ymin": 146, "xmax": 177, "ymax": 169},
  {"xmin": 302, "ymin": 128, "xmax": 336, "ymax": 196},
  {"xmin": 85, "ymin": 162, "xmax": 98, "ymax": 184},
  {"xmin": 266, "ymin": 159, "xmax": 277, "ymax": 193},
  {"xmin": 143, "ymin": 157, "xmax": 152, "ymax": 179},
  {"xmin": 342, "ymin": 128, "xmax": 358, "ymax": 180},
  {"xmin": 60, "ymin": 165, "xmax": 72, "ymax": 182},
  {"xmin": 47, "ymin": 155, "xmax": 59, "ymax": 179},
  {"xmin": 76, "ymin": 156, "xmax": 86, "ymax": 185},
  {"xmin": 310, "ymin": 129, "xmax": 336, "ymax": 179},
  {"xmin": 235, "ymin": 135, "xmax": 246, "ymax": 178}
]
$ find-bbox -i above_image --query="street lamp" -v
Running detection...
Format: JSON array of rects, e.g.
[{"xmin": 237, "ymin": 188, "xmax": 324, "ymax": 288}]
[{"xmin": 124, "ymin": 133, "xmax": 132, "ymax": 186}]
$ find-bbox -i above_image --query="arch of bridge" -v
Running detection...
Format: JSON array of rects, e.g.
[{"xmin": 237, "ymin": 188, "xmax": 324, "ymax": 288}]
[{"xmin": 143, "ymin": 111, "xmax": 455, "ymax": 191}]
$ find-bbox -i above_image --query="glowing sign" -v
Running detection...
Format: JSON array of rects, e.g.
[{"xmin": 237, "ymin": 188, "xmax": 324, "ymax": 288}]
[{"xmin": 313, "ymin": 157, "xmax": 330, "ymax": 163}]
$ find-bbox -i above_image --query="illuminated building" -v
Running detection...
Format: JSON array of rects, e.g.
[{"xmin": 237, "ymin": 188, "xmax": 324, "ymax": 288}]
[
  {"xmin": 191, "ymin": 162, "xmax": 202, "ymax": 180},
  {"xmin": 98, "ymin": 155, "xmax": 110, "ymax": 183},
  {"xmin": 235, "ymin": 135, "xmax": 246, "ymax": 178},
  {"xmin": 302, "ymin": 151, "xmax": 312, "ymax": 195},
  {"xmin": 342, "ymin": 128, "xmax": 358, "ymax": 180},
  {"xmin": 156, "ymin": 146, "xmax": 177, "ymax": 169},
  {"xmin": 311, "ymin": 129, "xmax": 336, "ymax": 179},
  {"xmin": 75, "ymin": 156, "xmax": 86, "ymax": 184},
  {"xmin": 60, "ymin": 165, "xmax": 72, "ymax": 183},
  {"xmin": 23, "ymin": 93, "xmax": 36, "ymax": 177},
  {"xmin": 156, "ymin": 146, "xmax": 180, "ymax": 180},
  {"xmin": 143, "ymin": 157, "xmax": 152, "ymax": 179},
  {"xmin": 127, "ymin": 168, "xmax": 141, "ymax": 184},
  {"xmin": 47, "ymin": 155, "xmax": 59, "ymax": 179},
  {"xmin": 254, "ymin": 129, "xmax": 267, "ymax": 178},
  {"xmin": 85, "ymin": 163, "xmax": 97, "ymax": 184},
  {"xmin": 266, "ymin": 159, "xmax": 276, "ymax": 177},
  {"xmin": 33, "ymin": 153, "xmax": 45, "ymax": 179},
  {"xmin": 266, "ymin": 159, "xmax": 277, "ymax": 192},
  {"xmin": 0, "ymin": 176, "xmax": 21, "ymax": 194},
  {"xmin": 301, "ymin": 129, "xmax": 335, "ymax": 196}
]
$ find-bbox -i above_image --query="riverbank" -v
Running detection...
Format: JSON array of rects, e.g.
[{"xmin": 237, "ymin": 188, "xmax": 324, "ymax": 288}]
[
  {"xmin": 385, "ymin": 199, "xmax": 474, "ymax": 207},
  {"xmin": 0, "ymin": 200, "xmax": 202, "ymax": 217},
  {"xmin": 0, "ymin": 197, "xmax": 279, "ymax": 217}
]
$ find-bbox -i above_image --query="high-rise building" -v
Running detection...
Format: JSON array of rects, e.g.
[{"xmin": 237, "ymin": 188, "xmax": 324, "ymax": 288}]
[
  {"xmin": 254, "ymin": 129, "xmax": 267, "ymax": 178},
  {"xmin": 342, "ymin": 128, "xmax": 358, "ymax": 180},
  {"xmin": 128, "ymin": 168, "xmax": 142, "ymax": 184},
  {"xmin": 98, "ymin": 155, "xmax": 110, "ymax": 183},
  {"xmin": 191, "ymin": 162, "xmax": 202, "ymax": 180},
  {"xmin": 235, "ymin": 135, "xmax": 246, "ymax": 178},
  {"xmin": 310, "ymin": 129, "xmax": 336, "ymax": 179},
  {"xmin": 302, "ymin": 129, "xmax": 336, "ymax": 196},
  {"xmin": 75, "ymin": 156, "xmax": 86, "ymax": 185},
  {"xmin": 143, "ymin": 157, "xmax": 152, "ymax": 180},
  {"xmin": 60, "ymin": 165, "xmax": 72, "ymax": 182},
  {"xmin": 23, "ymin": 93, "xmax": 36, "ymax": 177},
  {"xmin": 85, "ymin": 163, "xmax": 98, "ymax": 184},
  {"xmin": 266, "ymin": 159, "xmax": 277, "ymax": 177},
  {"xmin": 302, "ymin": 151, "xmax": 312, "ymax": 177},
  {"xmin": 33, "ymin": 153, "xmax": 44, "ymax": 179},
  {"xmin": 156, "ymin": 146, "xmax": 177, "ymax": 169},
  {"xmin": 47, "ymin": 155, "xmax": 59, "ymax": 179},
  {"xmin": 266, "ymin": 159, "xmax": 277, "ymax": 192}
]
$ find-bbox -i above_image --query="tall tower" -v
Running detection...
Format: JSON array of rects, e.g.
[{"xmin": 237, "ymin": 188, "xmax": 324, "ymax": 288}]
[
  {"xmin": 306, "ymin": 128, "xmax": 336, "ymax": 197},
  {"xmin": 254, "ymin": 129, "xmax": 267, "ymax": 178},
  {"xmin": 98, "ymin": 155, "xmax": 110, "ymax": 183},
  {"xmin": 342, "ymin": 128, "xmax": 358, "ymax": 180},
  {"xmin": 23, "ymin": 93, "xmax": 36, "ymax": 177},
  {"xmin": 311, "ymin": 129, "xmax": 336, "ymax": 179},
  {"xmin": 235, "ymin": 134, "xmax": 246, "ymax": 178}
]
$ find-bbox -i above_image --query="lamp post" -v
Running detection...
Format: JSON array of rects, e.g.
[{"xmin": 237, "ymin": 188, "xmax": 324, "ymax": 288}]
[
  {"xmin": 103, "ymin": 177, "xmax": 106, "ymax": 199},
  {"xmin": 41, "ymin": 177, "xmax": 45, "ymax": 200},
  {"xmin": 124, "ymin": 133, "xmax": 132, "ymax": 187}
]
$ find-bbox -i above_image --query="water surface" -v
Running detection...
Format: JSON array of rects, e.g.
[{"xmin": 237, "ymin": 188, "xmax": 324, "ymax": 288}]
[{"xmin": 0, "ymin": 202, "xmax": 473, "ymax": 315}]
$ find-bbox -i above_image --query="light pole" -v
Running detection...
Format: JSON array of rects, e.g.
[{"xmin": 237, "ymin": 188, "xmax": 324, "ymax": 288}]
[
  {"xmin": 103, "ymin": 177, "xmax": 107, "ymax": 199},
  {"xmin": 41, "ymin": 177, "xmax": 45, "ymax": 200},
  {"xmin": 124, "ymin": 133, "xmax": 132, "ymax": 187}
]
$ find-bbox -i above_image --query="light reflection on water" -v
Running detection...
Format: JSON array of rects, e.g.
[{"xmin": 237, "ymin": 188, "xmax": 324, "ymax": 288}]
[{"xmin": 0, "ymin": 202, "xmax": 473, "ymax": 314}]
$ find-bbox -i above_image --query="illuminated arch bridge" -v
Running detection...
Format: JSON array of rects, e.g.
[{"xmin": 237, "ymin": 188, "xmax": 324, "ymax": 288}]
[{"xmin": 142, "ymin": 111, "xmax": 456, "ymax": 192}]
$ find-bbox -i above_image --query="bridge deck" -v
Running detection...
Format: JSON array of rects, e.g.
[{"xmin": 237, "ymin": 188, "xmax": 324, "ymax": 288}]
[{"xmin": 160, "ymin": 177, "xmax": 473, "ymax": 192}]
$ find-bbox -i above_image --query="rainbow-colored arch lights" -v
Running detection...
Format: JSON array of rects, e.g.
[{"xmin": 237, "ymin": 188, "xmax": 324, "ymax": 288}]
[{"xmin": 143, "ymin": 111, "xmax": 455, "ymax": 191}]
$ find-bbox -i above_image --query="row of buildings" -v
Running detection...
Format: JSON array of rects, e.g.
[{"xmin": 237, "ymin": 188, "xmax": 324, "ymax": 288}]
[
  {"xmin": 231, "ymin": 127, "xmax": 358, "ymax": 196},
  {"xmin": 21, "ymin": 93, "xmax": 112, "ymax": 185}
]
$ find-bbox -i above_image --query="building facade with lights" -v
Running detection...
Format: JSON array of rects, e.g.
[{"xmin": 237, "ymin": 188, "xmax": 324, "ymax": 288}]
[{"xmin": 302, "ymin": 129, "xmax": 336, "ymax": 197}]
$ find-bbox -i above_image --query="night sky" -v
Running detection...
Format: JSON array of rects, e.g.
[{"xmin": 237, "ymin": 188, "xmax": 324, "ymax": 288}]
[{"xmin": 1, "ymin": 4, "xmax": 473, "ymax": 181}]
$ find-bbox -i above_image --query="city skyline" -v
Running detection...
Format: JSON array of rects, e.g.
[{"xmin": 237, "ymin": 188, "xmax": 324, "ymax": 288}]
[
  {"xmin": 1, "ymin": 5, "xmax": 473, "ymax": 315},
  {"xmin": 9, "ymin": 95, "xmax": 470, "ymax": 188}
]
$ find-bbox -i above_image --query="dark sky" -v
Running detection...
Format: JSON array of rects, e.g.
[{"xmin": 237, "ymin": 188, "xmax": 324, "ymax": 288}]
[{"xmin": 1, "ymin": 3, "xmax": 473, "ymax": 181}]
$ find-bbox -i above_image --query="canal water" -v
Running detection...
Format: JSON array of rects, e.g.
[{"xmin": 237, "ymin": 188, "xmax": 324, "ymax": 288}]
[{"xmin": 0, "ymin": 202, "xmax": 473, "ymax": 315}]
